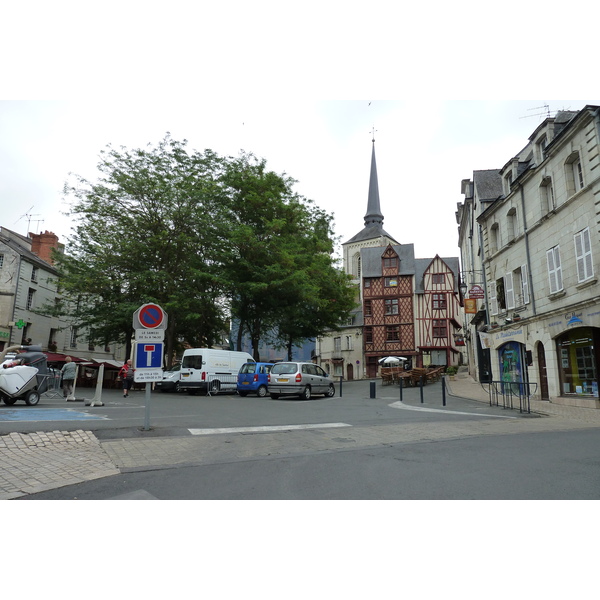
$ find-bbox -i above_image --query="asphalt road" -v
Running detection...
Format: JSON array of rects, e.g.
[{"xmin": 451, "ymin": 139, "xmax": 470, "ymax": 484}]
[{"xmin": 4, "ymin": 380, "xmax": 600, "ymax": 500}]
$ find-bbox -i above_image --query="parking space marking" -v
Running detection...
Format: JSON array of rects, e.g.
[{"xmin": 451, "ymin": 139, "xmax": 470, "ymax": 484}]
[
  {"xmin": 189, "ymin": 423, "xmax": 352, "ymax": 435},
  {"xmin": 0, "ymin": 408, "xmax": 108, "ymax": 422}
]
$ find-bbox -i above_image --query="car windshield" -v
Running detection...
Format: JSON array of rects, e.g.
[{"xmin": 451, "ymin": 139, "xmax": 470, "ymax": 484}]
[{"xmin": 271, "ymin": 363, "xmax": 297, "ymax": 375}]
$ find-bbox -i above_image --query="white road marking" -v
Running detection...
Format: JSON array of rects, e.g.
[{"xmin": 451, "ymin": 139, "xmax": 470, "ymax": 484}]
[
  {"xmin": 390, "ymin": 401, "xmax": 517, "ymax": 419},
  {"xmin": 189, "ymin": 423, "xmax": 352, "ymax": 435}
]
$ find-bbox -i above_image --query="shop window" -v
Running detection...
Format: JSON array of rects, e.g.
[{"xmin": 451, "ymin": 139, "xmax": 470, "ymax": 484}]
[{"xmin": 556, "ymin": 328, "xmax": 599, "ymax": 396}]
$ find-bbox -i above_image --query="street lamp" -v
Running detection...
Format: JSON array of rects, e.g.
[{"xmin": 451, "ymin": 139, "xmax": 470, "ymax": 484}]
[{"xmin": 459, "ymin": 270, "xmax": 485, "ymax": 298}]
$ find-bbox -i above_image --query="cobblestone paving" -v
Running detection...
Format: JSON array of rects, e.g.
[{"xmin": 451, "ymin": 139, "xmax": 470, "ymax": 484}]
[{"xmin": 0, "ymin": 430, "xmax": 119, "ymax": 500}]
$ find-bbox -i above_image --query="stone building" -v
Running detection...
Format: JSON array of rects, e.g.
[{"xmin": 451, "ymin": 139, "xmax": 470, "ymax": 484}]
[{"xmin": 459, "ymin": 105, "xmax": 600, "ymax": 407}]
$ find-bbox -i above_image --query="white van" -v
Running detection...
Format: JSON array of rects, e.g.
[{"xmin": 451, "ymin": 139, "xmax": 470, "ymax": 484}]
[{"xmin": 178, "ymin": 348, "xmax": 255, "ymax": 395}]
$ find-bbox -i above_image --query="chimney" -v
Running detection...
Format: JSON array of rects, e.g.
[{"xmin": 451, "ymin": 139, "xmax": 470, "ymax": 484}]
[{"xmin": 30, "ymin": 230, "xmax": 60, "ymax": 265}]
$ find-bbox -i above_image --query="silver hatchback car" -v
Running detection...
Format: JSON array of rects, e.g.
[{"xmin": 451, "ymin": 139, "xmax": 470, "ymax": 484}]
[{"xmin": 268, "ymin": 362, "xmax": 335, "ymax": 400}]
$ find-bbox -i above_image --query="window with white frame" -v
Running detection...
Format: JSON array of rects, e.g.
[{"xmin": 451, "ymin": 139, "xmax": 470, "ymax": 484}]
[
  {"xmin": 540, "ymin": 176, "xmax": 555, "ymax": 213},
  {"xmin": 513, "ymin": 265, "xmax": 530, "ymax": 306},
  {"xmin": 490, "ymin": 223, "xmax": 499, "ymax": 254},
  {"xmin": 547, "ymin": 246, "xmax": 563, "ymax": 294},
  {"xmin": 574, "ymin": 227, "xmax": 594, "ymax": 283},
  {"xmin": 26, "ymin": 288, "xmax": 35, "ymax": 310},
  {"xmin": 70, "ymin": 327, "xmax": 78, "ymax": 348},
  {"xmin": 536, "ymin": 135, "xmax": 547, "ymax": 163},
  {"xmin": 565, "ymin": 152, "xmax": 584, "ymax": 197},
  {"xmin": 345, "ymin": 335, "xmax": 353, "ymax": 351},
  {"xmin": 334, "ymin": 337, "xmax": 341, "ymax": 354},
  {"xmin": 31, "ymin": 266, "xmax": 37, "ymax": 281},
  {"xmin": 507, "ymin": 208, "xmax": 517, "ymax": 242}
]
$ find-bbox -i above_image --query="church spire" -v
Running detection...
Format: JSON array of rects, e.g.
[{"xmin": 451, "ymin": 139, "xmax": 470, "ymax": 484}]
[{"xmin": 364, "ymin": 133, "xmax": 384, "ymax": 227}]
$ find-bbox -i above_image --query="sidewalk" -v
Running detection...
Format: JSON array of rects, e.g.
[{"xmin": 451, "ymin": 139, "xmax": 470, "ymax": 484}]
[{"xmin": 446, "ymin": 369, "xmax": 600, "ymax": 425}]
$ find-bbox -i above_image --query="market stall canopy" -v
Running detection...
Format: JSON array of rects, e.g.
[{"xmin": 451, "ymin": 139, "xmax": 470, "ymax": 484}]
[
  {"xmin": 44, "ymin": 352, "xmax": 86, "ymax": 363},
  {"xmin": 84, "ymin": 358, "xmax": 124, "ymax": 369}
]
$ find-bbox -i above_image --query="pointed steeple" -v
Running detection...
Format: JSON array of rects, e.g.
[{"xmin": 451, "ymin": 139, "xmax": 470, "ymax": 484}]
[{"xmin": 364, "ymin": 138, "xmax": 384, "ymax": 226}]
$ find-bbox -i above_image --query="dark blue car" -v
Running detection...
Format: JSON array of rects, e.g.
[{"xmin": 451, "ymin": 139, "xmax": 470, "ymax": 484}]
[{"xmin": 237, "ymin": 362, "xmax": 274, "ymax": 397}]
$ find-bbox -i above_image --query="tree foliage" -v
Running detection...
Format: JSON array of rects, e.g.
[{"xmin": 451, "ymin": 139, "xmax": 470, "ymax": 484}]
[{"xmin": 54, "ymin": 136, "xmax": 356, "ymax": 365}]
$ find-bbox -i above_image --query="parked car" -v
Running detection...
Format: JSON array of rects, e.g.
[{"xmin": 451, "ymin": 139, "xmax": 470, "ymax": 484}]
[
  {"xmin": 268, "ymin": 362, "xmax": 335, "ymax": 400},
  {"xmin": 237, "ymin": 362, "xmax": 274, "ymax": 397},
  {"xmin": 155, "ymin": 363, "xmax": 181, "ymax": 393}
]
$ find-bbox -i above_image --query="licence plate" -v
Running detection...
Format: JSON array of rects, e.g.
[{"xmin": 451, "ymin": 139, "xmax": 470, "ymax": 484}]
[
  {"xmin": 242, "ymin": 381, "xmax": 249, "ymax": 385},
  {"xmin": 182, "ymin": 373, "xmax": 190, "ymax": 378},
  {"xmin": 277, "ymin": 378, "xmax": 289, "ymax": 383}
]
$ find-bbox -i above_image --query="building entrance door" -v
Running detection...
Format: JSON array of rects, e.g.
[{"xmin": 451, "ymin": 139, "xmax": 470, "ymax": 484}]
[{"xmin": 346, "ymin": 363, "xmax": 354, "ymax": 381}]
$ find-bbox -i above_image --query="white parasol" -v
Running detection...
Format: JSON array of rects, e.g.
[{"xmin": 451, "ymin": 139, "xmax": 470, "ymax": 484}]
[{"xmin": 378, "ymin": 356, "xmax": 407, "ymax": 366}]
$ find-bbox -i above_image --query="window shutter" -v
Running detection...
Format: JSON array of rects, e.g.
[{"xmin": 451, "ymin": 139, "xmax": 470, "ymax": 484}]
[
  {"xmin": 555, "ymin": 247, "xmax": 563, "ymax": 291},
  {"xmin": 521, "ymin": 263, "xmax": 530, "ymax": 305},
  {"xmin": 575, "ymin": 231, "xmax": 586, "ymax": 282},
  {"xmin": 505, "ymin": 272, "xmax": 515, "ymax": 310},
  {"xmin": 489, "ymin": 282, "xmax": 498, "ymax": 316}
]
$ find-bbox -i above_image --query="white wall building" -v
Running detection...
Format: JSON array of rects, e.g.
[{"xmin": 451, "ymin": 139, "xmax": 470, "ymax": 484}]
[{"xmin": 459, "ymin": 105, "xmax": 600, "ymax": 407}]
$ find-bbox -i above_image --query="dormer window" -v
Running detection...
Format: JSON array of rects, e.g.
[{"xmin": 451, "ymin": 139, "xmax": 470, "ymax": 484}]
[
  {"xmin": 504, "ymin": 171, "xmax": 513, "ymax": 195},
  {"xmin": 383, "ymin": 257, "xmax": 398, "ymax": 269},
  {"xmin": 565, "ymin": 151, "xmax": 584, "ymax": 197}
]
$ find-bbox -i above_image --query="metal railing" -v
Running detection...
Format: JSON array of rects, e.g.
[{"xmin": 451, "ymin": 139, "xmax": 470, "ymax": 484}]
[
  {"xmin": 487, "ymin": 380, "xmax": 537, "ymax": 414},
  {"xmin": 206, "ymin": 374, "xmax": 238, "ymax": 396}
]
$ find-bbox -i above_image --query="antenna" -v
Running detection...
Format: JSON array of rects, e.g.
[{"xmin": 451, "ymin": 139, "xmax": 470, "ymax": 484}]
[
  {"xmin": 14, "ymin": 206, "xmax": 44, "ymax": 234},
  {"xmin": 520, "ymin": 103, "xmax": 552, "ymax": 120}
]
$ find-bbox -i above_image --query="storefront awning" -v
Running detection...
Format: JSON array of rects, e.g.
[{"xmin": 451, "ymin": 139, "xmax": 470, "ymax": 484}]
[{"xmin": 44, "ymin": 352, "xmax": 87, "ymax": 363}]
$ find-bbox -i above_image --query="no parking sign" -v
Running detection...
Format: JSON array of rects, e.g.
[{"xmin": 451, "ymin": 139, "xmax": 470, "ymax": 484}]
[{"xmin": 133, "ymin": 303, "xmax": 168, "ymax": 330}]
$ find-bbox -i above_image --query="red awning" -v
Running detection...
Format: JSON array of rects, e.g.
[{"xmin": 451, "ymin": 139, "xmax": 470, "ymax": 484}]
[{"xmin": 44, "ymin": 352, "xmax": 87, "ymax": 363}]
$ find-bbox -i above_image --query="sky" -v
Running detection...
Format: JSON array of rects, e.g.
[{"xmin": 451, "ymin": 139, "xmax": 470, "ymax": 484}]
[{"xmin": 2, "ymin": 98, "xmax": 599, "ymax": 264}]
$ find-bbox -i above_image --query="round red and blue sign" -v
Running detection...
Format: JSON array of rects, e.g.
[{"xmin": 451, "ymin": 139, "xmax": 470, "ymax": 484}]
[{"xmin": 135, "ymin": 303, "xmax": 166, "ymax": 329}]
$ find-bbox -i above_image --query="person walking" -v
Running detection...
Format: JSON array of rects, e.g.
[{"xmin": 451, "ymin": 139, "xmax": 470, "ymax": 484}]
[
  {"xmin": 61, "ymin": 356, "xmax": 77, "ymax": 401},
  {"xmin": 119, "ymin": 359, "xmax": 135, "ymax": 398}
]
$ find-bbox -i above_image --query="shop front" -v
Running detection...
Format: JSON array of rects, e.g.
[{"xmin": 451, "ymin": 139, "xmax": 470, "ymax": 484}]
[{"xmin": 555, "ymin": 327, "xmax": 599, "ymax": 398}]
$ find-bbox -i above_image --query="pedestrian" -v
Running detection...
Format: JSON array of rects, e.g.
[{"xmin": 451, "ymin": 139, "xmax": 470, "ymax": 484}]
[
  {"xmin": 60, "ymin": 356, "xmax": 77, "ymax": 401},
  {"xmin": 119, "ymin": 359, "xmax": 135, "ymax": 398}
]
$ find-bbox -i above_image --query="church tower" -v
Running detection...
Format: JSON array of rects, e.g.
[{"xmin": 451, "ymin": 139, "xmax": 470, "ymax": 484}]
[{"xmin": 342, "ymin": 136, "xmax": 398, "ymax": 284}]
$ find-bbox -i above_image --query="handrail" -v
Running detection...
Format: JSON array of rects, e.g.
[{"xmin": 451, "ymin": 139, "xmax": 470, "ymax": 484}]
[{"xmin": 486, "ymin": 380, "xmax": 538, "ymax": 414}]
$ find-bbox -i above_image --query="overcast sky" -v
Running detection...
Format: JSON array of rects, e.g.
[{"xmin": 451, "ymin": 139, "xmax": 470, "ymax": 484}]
[{"xmin": 1, "ymin": 99, "xmax": 598, "ymax": 262}]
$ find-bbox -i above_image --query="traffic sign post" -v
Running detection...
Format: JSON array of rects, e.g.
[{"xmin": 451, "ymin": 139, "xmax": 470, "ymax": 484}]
[{"xmin": 132, "ymin": 303, "xmax": 168, "ymax": 431}]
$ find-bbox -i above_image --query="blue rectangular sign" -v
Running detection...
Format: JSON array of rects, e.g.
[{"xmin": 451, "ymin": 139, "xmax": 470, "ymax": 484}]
[{"xmin": 135, "ymin": 342, "xmax": 163, "ymax": 369}]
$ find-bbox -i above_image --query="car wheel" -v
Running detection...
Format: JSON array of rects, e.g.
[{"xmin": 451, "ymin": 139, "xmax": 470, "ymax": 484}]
[
  {"xmin": 257, "ymin": 385, "xmax": 268, "ymax": 398},
  {"xmin": 326, "ymin": 384, "xmax": 335, "ymax": 398},
  {"xmin": 270, "ymin": 393, "xmax": 280, "ymax": 400},
  {"xmin": 3, "ymin": 397, "xmax": 17, "ymax": 406},
  {"xmin": 300, "ymin": 386, "xmax": 311, "ymax": 400},
  {"xmin": 25, "ymin": 390, "xmax": 40, "ymax": 406}
]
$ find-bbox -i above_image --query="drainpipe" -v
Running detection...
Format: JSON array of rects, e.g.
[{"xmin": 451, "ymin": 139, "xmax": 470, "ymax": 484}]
[{"xmin": 519, "ymin": 185, "xmax": 537, "ymax": 316}]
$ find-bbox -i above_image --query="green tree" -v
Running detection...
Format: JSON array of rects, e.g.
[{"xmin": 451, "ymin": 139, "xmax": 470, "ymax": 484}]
[
  {"xmin": 219, "ymin": 153, "xmax": 357, "ymax": 360},
  {"xmin": 54, "ymin": 135, "xmax": 230, "ymax": 365}
]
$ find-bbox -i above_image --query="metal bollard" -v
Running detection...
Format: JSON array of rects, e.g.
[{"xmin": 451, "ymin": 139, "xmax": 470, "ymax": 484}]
[
  {"xmin": 420, "ymin": 376, "xmax": 424, "ymax": 403},
  {"xmin": 370, "ymin": 381, "xmax": 376, "ymax": 398},
  {"xmin": 442, "ymin": 376, "xmax": 446, "ymax": 406},
  {"xmin": 399, "ymin": 377, "xmax": 403, "ymax": 402},
  {"xmin": 339, "ymin": 376, "xmax": 343, "ymax": 398}
]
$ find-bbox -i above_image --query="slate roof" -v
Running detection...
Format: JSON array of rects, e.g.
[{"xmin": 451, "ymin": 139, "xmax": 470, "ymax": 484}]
[{"xmin": 473, "ymin": 170, "xmax": 502, "ymax": 202}]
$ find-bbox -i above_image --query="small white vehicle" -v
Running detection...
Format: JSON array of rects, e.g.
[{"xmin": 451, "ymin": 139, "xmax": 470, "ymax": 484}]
[{"xmin": 178, "ymin": 348, "xmax": 255, "ymax": 395}]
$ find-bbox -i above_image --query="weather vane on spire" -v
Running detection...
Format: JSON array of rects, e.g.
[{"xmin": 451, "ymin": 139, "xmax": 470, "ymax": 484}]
[{"xmin": 371, "ymin": 126, "xmax": 377, "ymax": 143}]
